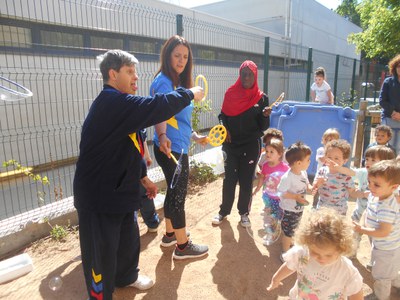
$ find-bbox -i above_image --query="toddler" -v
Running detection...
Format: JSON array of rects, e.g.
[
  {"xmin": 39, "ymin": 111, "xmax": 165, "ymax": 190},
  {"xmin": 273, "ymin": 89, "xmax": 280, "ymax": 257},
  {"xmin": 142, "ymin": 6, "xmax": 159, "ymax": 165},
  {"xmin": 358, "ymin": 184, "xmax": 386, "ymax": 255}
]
[
  {"xmin": 364, "ymin": 124, "xmax": 396, "ymax": 159},
  {"xmin": 353, "ymin": 160, "xmax": 400, "ymax": 300},
  {"xmin": 253, "ymin": 138, "xmax": 289, "ymax": 244},
  {"xmin": 315, "ymin": 128, "xmax": 340, "ymax": 173},
  {"xmin": 313, "ymin": 139, "xmax": 355, "ymax": 216},
  {"xmin": 352, "ymin": 145, "xmax": 396, "ymax": 222},
  {"xmin": 277, "ymin": 142, "xmax": 312, "ymax": 260},
  {"xmin": 313, "ymin": 128, "xmax": 340, "ymax": 208},
  {"xmin": 267, "ymin": 208, "xmax": 364, "ymax": 299},
  {"xmin": 310, "ymin": 67, "xmax": 334, "ymax": 104},
  {"xmin": 258, "ymin": 128, "xmax": 284, "ymax": 171}
]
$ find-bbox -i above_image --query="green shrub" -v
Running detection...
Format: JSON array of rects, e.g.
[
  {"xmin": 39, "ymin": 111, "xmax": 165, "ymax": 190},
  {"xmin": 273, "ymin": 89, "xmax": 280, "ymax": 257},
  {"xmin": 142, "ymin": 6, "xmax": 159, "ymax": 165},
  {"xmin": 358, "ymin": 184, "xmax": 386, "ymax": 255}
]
[{"xmin": 189, "ymin": 160, "xmax": 218, "ymax": 186}]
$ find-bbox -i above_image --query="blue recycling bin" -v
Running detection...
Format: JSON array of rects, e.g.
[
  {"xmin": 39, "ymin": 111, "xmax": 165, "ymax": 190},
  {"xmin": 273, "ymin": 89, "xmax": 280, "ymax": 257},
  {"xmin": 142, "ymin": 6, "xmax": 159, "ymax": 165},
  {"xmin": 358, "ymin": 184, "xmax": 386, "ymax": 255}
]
[{"xmin": 270, "ymin": 101, "xmax": 357, "ymax": 176}]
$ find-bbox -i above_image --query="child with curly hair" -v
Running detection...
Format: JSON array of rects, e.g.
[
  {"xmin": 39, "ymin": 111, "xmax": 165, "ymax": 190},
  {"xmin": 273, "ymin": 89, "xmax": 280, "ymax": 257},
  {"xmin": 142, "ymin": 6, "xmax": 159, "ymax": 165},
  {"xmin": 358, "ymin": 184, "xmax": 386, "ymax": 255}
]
[{"xmin": 267, "ymin": 208, "xmax": 363, "ymax": 299}]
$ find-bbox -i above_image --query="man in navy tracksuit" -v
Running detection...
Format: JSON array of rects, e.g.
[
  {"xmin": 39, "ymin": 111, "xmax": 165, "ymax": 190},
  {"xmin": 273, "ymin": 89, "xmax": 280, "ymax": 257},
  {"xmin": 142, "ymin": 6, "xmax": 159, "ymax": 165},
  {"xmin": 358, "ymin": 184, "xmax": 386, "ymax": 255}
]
[{"xmin": 73, "ymin": 50, "xmax": 204, "ymax": 300}]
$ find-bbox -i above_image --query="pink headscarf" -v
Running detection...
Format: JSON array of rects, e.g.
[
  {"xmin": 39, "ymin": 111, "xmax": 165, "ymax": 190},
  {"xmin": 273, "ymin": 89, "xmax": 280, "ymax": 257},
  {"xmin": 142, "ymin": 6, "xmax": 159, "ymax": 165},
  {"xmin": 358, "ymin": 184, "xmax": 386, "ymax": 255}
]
[{"xmin": 221, "ymin": 60, "xmax": 264, "ymax": 116}]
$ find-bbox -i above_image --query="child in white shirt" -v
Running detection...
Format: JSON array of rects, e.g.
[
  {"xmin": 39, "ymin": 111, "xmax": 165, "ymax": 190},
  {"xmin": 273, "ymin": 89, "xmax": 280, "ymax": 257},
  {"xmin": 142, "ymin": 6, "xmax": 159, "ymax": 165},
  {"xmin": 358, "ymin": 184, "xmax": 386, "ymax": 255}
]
[
  {"xmin": 268, "ymin": 208, "xmax": 363, "ymax": 299},
  {"xmin": 310, "ymin": 67, "xmax": 334, "ymax": 104},
  {"xmin": 277, "ymin": 142, "xmax": 312, "ymax": 259}
]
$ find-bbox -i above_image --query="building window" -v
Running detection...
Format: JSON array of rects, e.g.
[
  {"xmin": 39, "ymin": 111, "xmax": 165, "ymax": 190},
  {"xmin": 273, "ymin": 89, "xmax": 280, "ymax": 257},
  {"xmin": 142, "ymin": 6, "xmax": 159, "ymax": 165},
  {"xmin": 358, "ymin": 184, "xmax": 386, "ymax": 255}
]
[
  {"xmin": 218, "ymin": 51, "xmax": 234, "ymax": 62},
  {"xmin": 198, "ymin": 49, "xmax": 216, "ymax": 60},
  {"xmin": 90, "ymin": 36, "xmax": 123, "ymax": 50},
  {"xmin": 128, "ymin": 40, "xmax": 157, "ymax": 54},
  {"xmin": 40, "ymin": 30, "xmax": 83, "ymax": 48},
  {"xmin": 0, "ymin": 25, "xmax": 31, "ymax": 48},
  {"xmin": 270, "ymin": 56, "xmax": 284, "ymax": 67}
]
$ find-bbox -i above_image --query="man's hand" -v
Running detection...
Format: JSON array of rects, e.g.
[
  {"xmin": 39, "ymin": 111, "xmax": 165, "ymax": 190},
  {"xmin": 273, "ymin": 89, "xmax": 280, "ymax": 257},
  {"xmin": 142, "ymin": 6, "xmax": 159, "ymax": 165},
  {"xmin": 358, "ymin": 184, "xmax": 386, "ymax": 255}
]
[
  {"xmin": 190, "ymin": 86, "xmax": 205, "ymax": 102},
  {"xmin": 141, "ymin": 176, "xmax": 157, "ymax": 199}
]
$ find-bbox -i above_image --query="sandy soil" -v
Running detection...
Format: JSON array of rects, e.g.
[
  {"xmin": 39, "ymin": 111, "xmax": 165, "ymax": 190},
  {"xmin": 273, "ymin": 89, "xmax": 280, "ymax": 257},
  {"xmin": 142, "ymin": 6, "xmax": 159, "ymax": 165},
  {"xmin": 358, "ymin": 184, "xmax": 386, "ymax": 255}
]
[{"xmin": 1, "ymin": 177, "xmax": 399, "ymax": 300}]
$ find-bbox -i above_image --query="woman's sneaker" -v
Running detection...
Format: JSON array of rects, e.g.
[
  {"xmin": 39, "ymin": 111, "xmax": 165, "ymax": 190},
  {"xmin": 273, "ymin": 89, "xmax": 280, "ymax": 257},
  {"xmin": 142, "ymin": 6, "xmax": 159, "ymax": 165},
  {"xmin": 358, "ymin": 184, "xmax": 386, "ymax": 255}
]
[
  {"xmin": 240, "ymin": 214, "xmax": 251, "ymax": 227},
  {"xmin": 173, "ymin": 241, "xmax": 208, "ymax": 260},
  {"xmin": 212, "ymin": 214, "xmax": 225, "ymax": 225},
  {"xmin": 160, "ymin": 231, "xmax": 190, "ymax": 247}
]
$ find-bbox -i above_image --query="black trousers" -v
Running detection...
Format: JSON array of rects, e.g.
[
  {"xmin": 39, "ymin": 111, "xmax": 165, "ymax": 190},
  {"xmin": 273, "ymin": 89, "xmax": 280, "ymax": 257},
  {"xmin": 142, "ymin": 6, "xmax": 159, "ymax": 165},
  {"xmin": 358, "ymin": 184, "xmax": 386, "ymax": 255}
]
[
  {"xmin": 154, "ymin": 145, "xmax": 189, "ymax": 229},
  {"xmin": 219, "ymin": 138, "xmax": 261, "ymax": 216},
  {"xmin": 78, "ymin": 209, "xmax": 140, "ymax": 300}
]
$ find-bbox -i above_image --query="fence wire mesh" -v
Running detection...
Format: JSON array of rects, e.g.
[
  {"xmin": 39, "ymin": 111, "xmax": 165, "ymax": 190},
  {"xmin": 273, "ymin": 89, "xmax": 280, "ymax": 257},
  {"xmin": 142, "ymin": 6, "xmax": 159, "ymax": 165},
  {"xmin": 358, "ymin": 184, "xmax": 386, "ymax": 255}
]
[{"xmin": 0, "ymin": 0, "xmax": 378, "ymax": 239}]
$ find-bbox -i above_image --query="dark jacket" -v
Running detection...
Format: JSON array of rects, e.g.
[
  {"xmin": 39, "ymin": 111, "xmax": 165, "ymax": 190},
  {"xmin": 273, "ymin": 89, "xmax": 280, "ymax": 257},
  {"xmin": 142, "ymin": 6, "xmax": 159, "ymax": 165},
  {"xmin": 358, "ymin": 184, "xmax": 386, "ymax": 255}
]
[
  {"xmin": 73, "ymin": 85, "xmax": 193, "ymax": 213},
  {"xmin": 219, "ymin": 94, "xmax": 270, "ymax": 145},
  {"xmin": 379, "ymin": 76, "xmax": 400, "ymax": 118}
]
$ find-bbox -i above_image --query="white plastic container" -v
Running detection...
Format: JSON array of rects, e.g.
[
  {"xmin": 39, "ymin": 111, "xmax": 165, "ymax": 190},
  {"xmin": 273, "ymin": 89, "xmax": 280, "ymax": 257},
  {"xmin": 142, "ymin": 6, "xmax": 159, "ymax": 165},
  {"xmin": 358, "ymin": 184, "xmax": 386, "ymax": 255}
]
[{"xmin": 0, "ymin": 253, "xmax": 33, "ymax": 284}]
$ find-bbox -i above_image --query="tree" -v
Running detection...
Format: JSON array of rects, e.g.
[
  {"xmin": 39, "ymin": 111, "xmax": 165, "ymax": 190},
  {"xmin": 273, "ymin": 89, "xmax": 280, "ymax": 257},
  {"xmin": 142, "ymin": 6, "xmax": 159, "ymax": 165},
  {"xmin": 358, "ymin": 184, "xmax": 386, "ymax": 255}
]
[
  {"xmin": 348, "ymin": 0, "xmax": 400, "ymax": 59},
  {"xmin": 335, "ymin": 0, "xmax": 361, "ymax": 26}
]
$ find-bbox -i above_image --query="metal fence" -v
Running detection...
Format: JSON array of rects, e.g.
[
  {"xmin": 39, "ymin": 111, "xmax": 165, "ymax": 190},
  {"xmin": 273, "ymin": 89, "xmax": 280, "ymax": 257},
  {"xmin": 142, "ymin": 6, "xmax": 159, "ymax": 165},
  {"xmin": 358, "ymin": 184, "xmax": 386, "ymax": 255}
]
[{"xmin": 0, "ymin": 0, "xmax": 382, "ymax": 237}]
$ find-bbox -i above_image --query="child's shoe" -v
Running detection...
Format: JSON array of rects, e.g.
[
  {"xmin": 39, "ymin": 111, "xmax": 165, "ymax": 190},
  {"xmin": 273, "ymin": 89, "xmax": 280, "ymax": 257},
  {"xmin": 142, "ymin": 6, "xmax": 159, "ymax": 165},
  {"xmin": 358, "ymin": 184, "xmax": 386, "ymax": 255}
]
[{"xmin": 160, "ymin": 231, "xmax": 190, "ymax": 247}]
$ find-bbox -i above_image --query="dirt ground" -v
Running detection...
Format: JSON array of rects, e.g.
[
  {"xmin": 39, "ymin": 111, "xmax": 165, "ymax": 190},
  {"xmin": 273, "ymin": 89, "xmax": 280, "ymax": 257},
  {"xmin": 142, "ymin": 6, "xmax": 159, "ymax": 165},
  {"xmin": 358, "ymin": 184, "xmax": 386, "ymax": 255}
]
[{"xmin": 1, "ymin": 177, "xmax": 400, "ymax": 300}]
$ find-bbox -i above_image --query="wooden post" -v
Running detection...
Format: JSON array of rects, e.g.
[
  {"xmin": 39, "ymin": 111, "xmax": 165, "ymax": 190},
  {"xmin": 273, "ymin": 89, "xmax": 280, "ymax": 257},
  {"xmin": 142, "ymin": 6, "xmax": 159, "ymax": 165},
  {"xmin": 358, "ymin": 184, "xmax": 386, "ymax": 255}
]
[{"xmin": 353, "ymin": 101, "xmax": 367, "ymax": 167}]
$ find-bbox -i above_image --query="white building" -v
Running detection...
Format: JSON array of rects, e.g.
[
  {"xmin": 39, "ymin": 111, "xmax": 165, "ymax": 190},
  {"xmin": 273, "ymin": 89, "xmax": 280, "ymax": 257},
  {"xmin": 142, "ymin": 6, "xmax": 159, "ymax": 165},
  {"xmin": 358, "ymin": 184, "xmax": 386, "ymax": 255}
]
[{"xmin": 192, "ymin": 0, "xmax": 361, "ymax": 59}]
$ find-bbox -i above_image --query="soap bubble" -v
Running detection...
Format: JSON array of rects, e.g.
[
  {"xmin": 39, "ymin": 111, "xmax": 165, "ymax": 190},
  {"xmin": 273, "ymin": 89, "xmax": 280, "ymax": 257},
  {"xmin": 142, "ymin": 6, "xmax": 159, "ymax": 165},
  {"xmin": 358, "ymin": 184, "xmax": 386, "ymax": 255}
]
[
  {"xmin": 49, "ymin": 276, "xmax": 63, "ymax": 291},
  {"xmin": 262, "ymin": 221, "xmax": 282, "ymax": 246},
  {"xmin": 262, "ymin": 171, "xmax": 285, "ymax": 198}
]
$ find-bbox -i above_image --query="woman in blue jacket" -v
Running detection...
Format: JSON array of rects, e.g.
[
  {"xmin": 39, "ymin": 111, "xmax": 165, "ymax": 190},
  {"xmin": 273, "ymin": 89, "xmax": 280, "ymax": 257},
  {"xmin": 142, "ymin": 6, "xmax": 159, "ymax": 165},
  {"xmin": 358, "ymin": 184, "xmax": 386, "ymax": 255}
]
[{"xmin": 380, "ymin": 54, "xmax": 400, "ymax": 154}]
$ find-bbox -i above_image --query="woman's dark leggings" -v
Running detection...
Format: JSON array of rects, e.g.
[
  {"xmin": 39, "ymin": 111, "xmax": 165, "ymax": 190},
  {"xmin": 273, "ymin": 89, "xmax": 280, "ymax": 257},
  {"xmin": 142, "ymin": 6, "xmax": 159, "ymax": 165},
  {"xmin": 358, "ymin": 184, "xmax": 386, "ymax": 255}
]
[
  {"xmin": 219, "ymin": 138, "xmax": 261, "ymax": 216},
  {"xmin": 154, "ymin": 145, "xmax": 188, "ymax": 229}
]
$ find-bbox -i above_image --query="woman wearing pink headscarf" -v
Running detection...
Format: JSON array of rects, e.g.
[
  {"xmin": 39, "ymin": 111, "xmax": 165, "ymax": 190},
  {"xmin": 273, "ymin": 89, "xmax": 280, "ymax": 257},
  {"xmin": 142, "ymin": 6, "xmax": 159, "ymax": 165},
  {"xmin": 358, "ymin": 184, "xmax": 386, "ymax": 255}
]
[{"xmin": 212, "ymin": 60, "xmax": 271, "ymax": 227}]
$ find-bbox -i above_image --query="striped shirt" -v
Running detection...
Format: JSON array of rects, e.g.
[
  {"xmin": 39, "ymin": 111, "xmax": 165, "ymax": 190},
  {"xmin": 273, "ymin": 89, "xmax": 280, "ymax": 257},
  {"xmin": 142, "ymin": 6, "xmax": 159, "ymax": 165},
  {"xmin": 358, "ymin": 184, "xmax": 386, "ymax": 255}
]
[{"xmin": 365, "ymin": 193, "xmax": 400, "ymax": 250}]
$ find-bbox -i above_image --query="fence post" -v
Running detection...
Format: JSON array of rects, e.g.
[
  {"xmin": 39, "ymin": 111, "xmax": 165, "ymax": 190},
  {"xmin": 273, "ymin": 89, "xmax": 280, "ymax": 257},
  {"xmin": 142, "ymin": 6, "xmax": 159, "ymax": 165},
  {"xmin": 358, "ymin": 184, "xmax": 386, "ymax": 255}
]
[
  {"xmin": 363, "ymin": 61, "xmax": 370, "ymax": 100},
  {"xmin": 305, "ymin": 47, "xmax": 313, "ymax": 102},
  {"xmin": 263, "ymin": 37, "xmax": 270, "ymax": 95},
  {"xmin": 363, "ymin": 115, "xmax": 372, "ymax": 152},
  {"xmin": 333, "ymin": 54, "xmax": 339, "ymax": 105},
  {"xmin": 351, "ymin": 59, "xmax": 357, "ymax": 102},
  {"xmin": 353, "ymin": 100, "xmax": 367, "ymax": 167},
  {"xmin": 176, "ymin": 14, "xmax": 183, "ymax": 36}
]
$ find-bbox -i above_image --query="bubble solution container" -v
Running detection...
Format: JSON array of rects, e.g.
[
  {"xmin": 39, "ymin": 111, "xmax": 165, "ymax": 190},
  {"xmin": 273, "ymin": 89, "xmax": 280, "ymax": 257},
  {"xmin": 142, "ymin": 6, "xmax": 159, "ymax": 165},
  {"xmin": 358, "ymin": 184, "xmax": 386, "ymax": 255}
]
[{"xmin": 0, "ymin": 253, "xmax": 33, "ymax": 284}]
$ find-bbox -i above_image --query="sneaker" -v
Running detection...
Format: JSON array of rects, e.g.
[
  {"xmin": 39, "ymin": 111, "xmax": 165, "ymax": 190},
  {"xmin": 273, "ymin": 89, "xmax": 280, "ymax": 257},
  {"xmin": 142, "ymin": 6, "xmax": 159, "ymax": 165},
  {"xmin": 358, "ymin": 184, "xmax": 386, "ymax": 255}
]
[
  {"xmin": 160, "ymin": 231, "xmax": 190, "ymax": 247},
  {"xmin": 144, "ymin": 213, "xmax": 160, "ymax": 233},
  {"xmin": 240, "ymin": 214, "xmax": 251, "ymax": 228},
  {"xmin": 212, "ymin": 214, "xmax": 225, "ymax": 225},
  {"xmin": 129, "ymin": 274, "xmax": 154, "ymax": 290},
  {"xmin": 147, "ymin": 226, "xmax": 158, "ymax": 233},
  {"xmin": 173, "ymin": 240, "xmax": 208, "ymax": 260}
]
